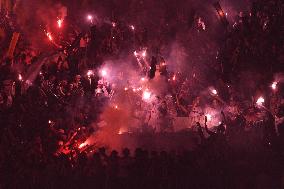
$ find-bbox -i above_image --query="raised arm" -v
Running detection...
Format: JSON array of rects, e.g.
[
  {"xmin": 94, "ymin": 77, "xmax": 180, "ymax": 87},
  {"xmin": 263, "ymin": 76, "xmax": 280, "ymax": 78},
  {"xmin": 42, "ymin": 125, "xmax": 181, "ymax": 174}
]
[{"xmin": 204, "ymin": 116, "xmax": 215, "ymax": 136}]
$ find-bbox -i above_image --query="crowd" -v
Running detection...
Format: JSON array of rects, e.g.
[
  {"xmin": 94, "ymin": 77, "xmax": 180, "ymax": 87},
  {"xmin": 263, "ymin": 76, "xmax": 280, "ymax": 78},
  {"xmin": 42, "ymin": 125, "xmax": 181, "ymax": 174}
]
[{"xmin": 1, "ymin": 0, "xmax": 284, "ymax": 188}]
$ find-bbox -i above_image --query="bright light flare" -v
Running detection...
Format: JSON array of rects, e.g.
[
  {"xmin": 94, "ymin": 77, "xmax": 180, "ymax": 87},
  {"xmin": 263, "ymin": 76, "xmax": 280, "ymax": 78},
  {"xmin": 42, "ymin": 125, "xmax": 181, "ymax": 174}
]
[
  {"xmin": 211, "ymin": 89, "xmax": 218, "ymax": 95},
  {"xmin": 130, "ymin": 25, "xmax": 135, "ymax": 30},
  {"xmin": 101, "ymin": 69, "xmax": 107, "ymax": 77},
  {"xmin": 46, "ymin": 32, "xmax": 53, "ymax": 41},
  {"xmin": 118, "ymin": 128, "xmax": 128, "ymax": 135},
  {"xmin": 112, "ymin": 22, "xmax": 116, "ymax": 27},
  {"xmin": 57, "ymin": 18, "xmax": 63, "ymax": 28},
  {"xmin": 79, "ymin": 141, "xmax": 88, "ymax": 149},
  {"xmin": 142, "ymin": 90, "xmax": 151, "ymax": 100},
  {"xmin": 87, "ymin": 15, "xmax": 93, "ymax": 21},
  {"xmin": 256, "ymin": 96, "xmax": 265, "ymax": 106},
  {"xmin": 87, "ymin": 70, "xmax": 94, "ymax": 77},
  {"xmin": 142, "ymin": 50, "xmax": 146, "ymax": 58},
  {"xmin": 18, "ymin": 74, "xmax": 23, "ymax": 81},
  {"xmin": 205, "ymin": 114, "xmax": 212, "ymax": 121},
  {"xmin": 271, "ymin": 82, "xmax": 277, "ymax": 90}
]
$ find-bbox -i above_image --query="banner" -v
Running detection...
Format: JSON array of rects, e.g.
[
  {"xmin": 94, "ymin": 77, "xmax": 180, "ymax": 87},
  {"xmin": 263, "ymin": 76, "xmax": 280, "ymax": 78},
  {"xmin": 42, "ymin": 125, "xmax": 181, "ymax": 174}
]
[{"xmin": 7, "ymin": 32, "xmax": 20, "ymax": 58}]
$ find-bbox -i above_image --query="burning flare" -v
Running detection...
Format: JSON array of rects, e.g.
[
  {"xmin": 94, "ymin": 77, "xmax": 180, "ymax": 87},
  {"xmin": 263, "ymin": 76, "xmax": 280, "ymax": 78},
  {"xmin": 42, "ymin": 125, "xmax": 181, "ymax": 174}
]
[
  {"xmin": 130, "ymin": 25, "xmax": 135, "ymax": 30},
  {"xmin": 101, "ymin": 69, "xmax": 107, "ymax": 77},
  {"xmin": 57, "ymin": 18, "xmax": 63, "ymax": 28},
  {"xmin": 18, "ymin": 74, "xmax": 23, "ymax": 81},
  {"xmin": 205, "ymin": 114, "xmax": 212, "ymax": 121},
  {"xmin": 79, "ymin": 141, "xmax": 88, "ymax": 149},
  {"xmin": 211, "ymin": 89, "xmax": 218, "ymax": 95},
  {"xmin": 271, "ymin": 82, "xmax": 277, "ymax": 90},
  {"xmin": 142, "ymin": 90, "xmax": 151, "ymax": 100},
  {"xmin": 256, "ymin": 96, "xmax": 265, "ymax": 106},
  {"xmin": 46, "ymin": 31, "xmax": 53, "ymax": 41},
  {"xmin": 87, "ymin": 70, "xmax": 94, "ymax": 77}
]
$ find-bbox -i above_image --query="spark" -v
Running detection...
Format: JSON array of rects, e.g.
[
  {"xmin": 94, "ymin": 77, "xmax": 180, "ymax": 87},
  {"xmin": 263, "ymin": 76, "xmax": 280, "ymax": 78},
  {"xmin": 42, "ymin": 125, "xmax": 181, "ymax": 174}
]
[
  {"xmin": 211, "ymin": 89, "xmax": 218, "ymax": 95},
  {"xmin": 198, "ymin": 17, "xmax": 206, "ymax": 30},
  {"xmin": 130, "ymin": 25, "xmax": 135, "ymax": 30},
  {"xmin": 87, "ymin": 15, "xmax": 93, "ymax": 21},
  {"xmin": 79, "ymin": 141, "xmax": 88, "ymax": 149},
  {"xmin": 87, "ymin": 70, "xmax": 94, "ymax": 77},
  {"xmin": 172, "ymin": 75, "xmax": 176, "ymax": 81},
  {"xmin": 271, "ymin": 82, "xmax": 277, "ymax": 90},
  {"xmin": 48, "ymin": 120, "xmax": 52, "ymax": 124},
  {"xmin": 112, "ymin": 22, "xmax": 116, "ymax": 27},
  {"xmin": 256, "ymin": 96, "xmax": 265, "ymax": 106},
  {"xmin": 57, "ymin": 18, "xmax": 63, "ymax": 28},
  {"xmin": 142, "ymin": 50, "xmax": 146, "ymax": 58},
  {"xmin": 18, "ymin": 74, "xmax": 23, "ymax": 81},
  {"xmin": 46, "ymin": 32, "xmax": 53, "ymax": 41}
]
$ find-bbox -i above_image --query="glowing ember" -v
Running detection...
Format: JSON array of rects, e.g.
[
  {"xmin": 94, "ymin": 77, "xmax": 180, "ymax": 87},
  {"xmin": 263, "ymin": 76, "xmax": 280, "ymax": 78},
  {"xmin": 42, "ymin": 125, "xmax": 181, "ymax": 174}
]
[
  {"xmin": 142, "ymin": 90, "xmax": 151, "ymax": 100},
  {"xmin": 198, "ymin": 18, "xmax": 206, "ymax": 30},
  {"xmin": 87, "ymin": 15, "xmax": 93, "ymax": 21},
  {"xmin": 79, "ymin": 141, "xmax": 88, "ymax": 149},
  {"xmin": 256, "ymin": 97, "xmax": 265, "ymax": 106},
  {"xmin": 87, "ymin": 70, "xmax": 94, "ymax": 77},
  {"xmin": 118, "ymin": 128, "xmax": 128, "ymax": 135},
  {"xmin": 205, "ymin": 114, "xmax": 212, "ymax": 121},
  {"xmin": 130, "ymin": 25, "xmax": 135, "ymax": 30},
  {"xmin": 211, "ymin": 89, "xmax": 218, "ymax": 95},
  {"xmin": 46, "ymin": 32, "xmax": 53, "ymax": 41},
  {"xmin": 271, "ymin": 82, "xmax": 277, "ymax": 90},
  {"xmin": 57, "ymin": 18, "xmax": 63, "ymax": 28},
  {"xmin": 18, "ymin": 74, "xmax": 23, "ymax": 81},
  {"xmin": 142, "ymin": 50, "xmax": 147, "ymax": 58}
]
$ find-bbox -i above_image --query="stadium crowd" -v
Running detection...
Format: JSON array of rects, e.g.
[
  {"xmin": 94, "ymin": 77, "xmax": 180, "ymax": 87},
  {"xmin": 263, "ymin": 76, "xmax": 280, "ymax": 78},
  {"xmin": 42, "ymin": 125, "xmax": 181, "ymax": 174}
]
[{"xmin": 1, "ymin": 0, "xmax": 284, "ymax": 188}]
